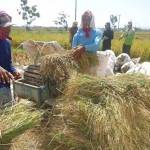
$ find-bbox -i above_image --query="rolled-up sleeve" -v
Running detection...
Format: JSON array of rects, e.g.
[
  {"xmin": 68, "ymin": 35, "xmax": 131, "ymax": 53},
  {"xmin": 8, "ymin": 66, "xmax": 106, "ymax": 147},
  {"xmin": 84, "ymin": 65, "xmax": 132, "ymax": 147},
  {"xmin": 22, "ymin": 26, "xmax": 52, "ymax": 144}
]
[
  {"xmin": 85, "ymin": 30, "xmax": 102, "ymax": 53},
  {"xmin": 0, "ymin": 40, "xmax": 16, "ymax": 74},
  {"xmin": 9, "ymin": 58, "xmax": 16, "ymax": 73},
  {"xmin": 7, "ymin": 42, "xmax": 16, "ymax": 73}
]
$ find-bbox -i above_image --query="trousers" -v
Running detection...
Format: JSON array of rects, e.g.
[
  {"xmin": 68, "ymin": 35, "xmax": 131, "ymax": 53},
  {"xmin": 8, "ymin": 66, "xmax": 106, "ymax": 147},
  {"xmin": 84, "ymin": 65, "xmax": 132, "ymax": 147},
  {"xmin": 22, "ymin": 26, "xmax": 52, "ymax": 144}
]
[{"xmin": 0, "ymin": 87, "xmax": 12, "ymax": 106}]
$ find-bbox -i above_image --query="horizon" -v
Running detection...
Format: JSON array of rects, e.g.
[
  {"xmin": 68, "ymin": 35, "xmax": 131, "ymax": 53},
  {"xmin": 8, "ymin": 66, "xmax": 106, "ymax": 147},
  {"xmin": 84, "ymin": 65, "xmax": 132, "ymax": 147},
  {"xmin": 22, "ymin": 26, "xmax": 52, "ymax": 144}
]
[{"xmin": 12, "ymin": 25, "xmax": 150, "ymax": 30}]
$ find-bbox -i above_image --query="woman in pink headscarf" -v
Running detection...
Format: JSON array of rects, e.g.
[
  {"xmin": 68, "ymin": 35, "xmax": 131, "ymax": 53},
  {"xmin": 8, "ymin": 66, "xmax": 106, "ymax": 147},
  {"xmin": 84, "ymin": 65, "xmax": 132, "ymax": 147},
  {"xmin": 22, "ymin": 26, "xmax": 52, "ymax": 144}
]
[{"xmin": 72, "ymin": 10, "xmax": 102, "ymax": 60}]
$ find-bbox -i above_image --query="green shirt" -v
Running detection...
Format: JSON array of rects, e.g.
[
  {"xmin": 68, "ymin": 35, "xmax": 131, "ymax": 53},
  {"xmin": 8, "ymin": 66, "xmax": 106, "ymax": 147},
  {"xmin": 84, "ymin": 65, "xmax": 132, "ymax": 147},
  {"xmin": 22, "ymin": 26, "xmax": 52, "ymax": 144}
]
[{"xmin": 122, "ymin": 29, "xmax": 135, "ymax": 46}]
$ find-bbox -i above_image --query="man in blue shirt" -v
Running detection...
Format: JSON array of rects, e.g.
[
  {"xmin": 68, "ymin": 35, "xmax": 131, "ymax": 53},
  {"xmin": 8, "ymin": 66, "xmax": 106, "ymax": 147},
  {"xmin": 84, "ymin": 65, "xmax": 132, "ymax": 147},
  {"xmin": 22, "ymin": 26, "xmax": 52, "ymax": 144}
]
[
  {"xmin": 0, "ymin": 11, "xmax": 20, "ymax": 106},
  {"xmin": 72, "ymin": 10, "xmax": 102, "ymax": 60}
]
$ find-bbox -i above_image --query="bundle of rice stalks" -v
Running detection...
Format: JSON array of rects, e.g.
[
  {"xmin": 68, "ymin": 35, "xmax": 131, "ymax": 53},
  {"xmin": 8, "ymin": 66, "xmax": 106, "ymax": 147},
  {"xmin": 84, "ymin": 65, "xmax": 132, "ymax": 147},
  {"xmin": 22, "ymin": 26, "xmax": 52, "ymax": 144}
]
[
  {"xmin": 13, "ymin": 51, "xmax": 30, "ymax": 65},
  {"xmin": 69, "ymin": 49, "xmax": 99, "ymax": 74},
  {"xmin": 59, "ymin": 73, "xmax": 150, "ymax": 150},
  {"xmin": 22, "ymin": 40, "xmax": 65, "ymax": 65},
  {"xmin": 0, "ymin": 100, "xmax": 44, "ymax": 146},
  {"xmin": 24, "ymin": 47, "xmax": 99, "ymax": 97},
  {"xmin": 40, "ymin": 53, "xmax": 74, "ymax": 97}
]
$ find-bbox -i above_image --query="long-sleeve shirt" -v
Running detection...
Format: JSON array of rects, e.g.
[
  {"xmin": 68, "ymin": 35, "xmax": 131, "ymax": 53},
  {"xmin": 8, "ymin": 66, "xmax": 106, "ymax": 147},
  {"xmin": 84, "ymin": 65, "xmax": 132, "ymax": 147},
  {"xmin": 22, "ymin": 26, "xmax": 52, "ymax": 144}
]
[
  {"xmin": 121, "ymin": 29, "xmax": 135, "ymax": 46},
  {"xmin": 0, "ymin": 39, "xmax": 16, "ymax": 88},
  {"xmin": 103, "ymin": 29, "xmax": 114, "ymax": 40},
  {"xmin": 72, "ymin": 28, "xmax": 102, "ymax": 53},
  {"xmin": 102, "ymin": 29, "xmax": 114, "ymax": 50}
]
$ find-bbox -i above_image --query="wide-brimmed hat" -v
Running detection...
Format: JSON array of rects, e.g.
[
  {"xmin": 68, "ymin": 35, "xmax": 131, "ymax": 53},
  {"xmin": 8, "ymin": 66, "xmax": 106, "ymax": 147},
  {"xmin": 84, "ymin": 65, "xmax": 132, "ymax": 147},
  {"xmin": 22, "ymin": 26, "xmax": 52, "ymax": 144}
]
[{"xmin": 0, "ymin": 11, "xmax": 12, "ymax": 27}]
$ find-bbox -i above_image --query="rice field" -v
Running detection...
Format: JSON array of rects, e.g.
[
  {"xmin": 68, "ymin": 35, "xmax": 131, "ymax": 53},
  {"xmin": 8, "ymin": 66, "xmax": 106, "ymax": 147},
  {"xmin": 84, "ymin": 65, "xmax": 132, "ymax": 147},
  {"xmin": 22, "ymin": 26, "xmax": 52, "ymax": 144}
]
[
  {"xmin": 11, "ymin": 27, "xmax": 150, "ymax": 62},
  {"xmin": 11, "ymin": 27, "xmax": 70, "ymax": 50}
]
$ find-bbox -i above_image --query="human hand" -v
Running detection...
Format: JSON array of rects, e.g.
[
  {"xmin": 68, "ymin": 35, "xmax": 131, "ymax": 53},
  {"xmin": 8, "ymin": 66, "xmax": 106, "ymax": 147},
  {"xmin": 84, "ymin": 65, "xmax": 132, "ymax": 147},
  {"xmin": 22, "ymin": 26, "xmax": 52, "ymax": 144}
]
[
  {"xmin": 12, "ymin": 71, "xmax": 22, "ymax": 80},
  {"xmin": 72, "ymin": 46, "xmax": 85, "ymax": 60},
  {"xmin": 0, "ymin": 66, "xmax": 14, "ymax": 84}
]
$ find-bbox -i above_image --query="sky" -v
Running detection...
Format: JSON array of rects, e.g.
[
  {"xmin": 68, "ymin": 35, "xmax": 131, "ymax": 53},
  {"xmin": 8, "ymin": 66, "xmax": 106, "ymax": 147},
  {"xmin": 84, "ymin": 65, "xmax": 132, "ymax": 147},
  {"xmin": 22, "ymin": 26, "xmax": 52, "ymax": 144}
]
[{"xmin": 1, "ymin": 0, "xmax": 150, "ymax": 28}]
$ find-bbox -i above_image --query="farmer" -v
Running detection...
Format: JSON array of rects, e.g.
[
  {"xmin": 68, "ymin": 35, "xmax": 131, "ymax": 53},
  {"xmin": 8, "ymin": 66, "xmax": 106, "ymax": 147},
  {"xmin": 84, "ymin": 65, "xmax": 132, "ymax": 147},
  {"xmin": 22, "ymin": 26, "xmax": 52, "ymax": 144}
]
[
  {"xmin": 0, "ymin": 11, "xmax": 21, "ymax": 106},
  {"xmin": 102, "ymin": 22, "xmax": 114, "ymax": 51},
  {"xmin": 120, "ymin": 21, "xmax": 135, "ymax": 55},
  {"xmin": 72, "ymin": 10, "xmax": 102, "ymax": 60},
  {"xmin": 69, "ymin": 21, "xmax": 78, "ymax": 45}
]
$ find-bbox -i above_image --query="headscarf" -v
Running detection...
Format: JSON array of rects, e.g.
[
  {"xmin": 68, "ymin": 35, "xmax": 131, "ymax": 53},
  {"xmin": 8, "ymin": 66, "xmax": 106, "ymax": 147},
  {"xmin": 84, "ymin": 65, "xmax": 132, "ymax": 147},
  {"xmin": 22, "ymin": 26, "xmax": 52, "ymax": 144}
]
[
  {"xmin": 80, "ymin": 10, "xmax": 95, "ymax": 38},
  {"xmin": 0, "ymin": 11, "xmax": 12, "ymax": 40}
]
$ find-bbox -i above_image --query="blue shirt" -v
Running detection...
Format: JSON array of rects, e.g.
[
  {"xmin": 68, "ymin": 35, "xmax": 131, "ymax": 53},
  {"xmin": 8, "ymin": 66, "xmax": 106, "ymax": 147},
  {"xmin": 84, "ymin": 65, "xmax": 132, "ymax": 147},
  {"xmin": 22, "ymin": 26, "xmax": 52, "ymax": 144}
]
[
  {"xmin": 0, "ymin": 39, "xmax": 16, "ymax": 88},
  {"xmin": 72, "ymin": 28, "xmax": 102, "ymax": 53}
]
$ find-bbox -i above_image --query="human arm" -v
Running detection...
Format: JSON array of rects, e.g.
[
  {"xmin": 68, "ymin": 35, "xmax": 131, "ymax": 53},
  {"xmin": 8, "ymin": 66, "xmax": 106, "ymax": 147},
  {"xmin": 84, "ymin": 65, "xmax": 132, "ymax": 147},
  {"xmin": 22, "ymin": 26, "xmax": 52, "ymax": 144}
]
[
  {"xmin": 0, "ymin": 66, "xmax": 14, "ymax": 84},
  {"xmin": 84, "ymin": 29, "xmax": 102, "ymax": 53},
  {"xmin": 9, "ymin": 57, "xmax": 21, "ymax": 80},
  {"xmin": 119, "ymin": 31, "xmax": 128, "ymax": 40},
  {"xmin": 102, "ymin": 30, "xmax": 109, "ymax": 40},
  {"xmin": 72, "ymin": 45, "xmax": 85, "ymax": 61},
  {"xmin": 71, "ymin": 31, "xmax": 85, "ymax": 60},
  {"xmin": 110, "ymin": 30, "xmax": 114, "ymax": 40},
  {"xmin": 7, "ymin": 43, "xmax": 21, "ymax": 80}
]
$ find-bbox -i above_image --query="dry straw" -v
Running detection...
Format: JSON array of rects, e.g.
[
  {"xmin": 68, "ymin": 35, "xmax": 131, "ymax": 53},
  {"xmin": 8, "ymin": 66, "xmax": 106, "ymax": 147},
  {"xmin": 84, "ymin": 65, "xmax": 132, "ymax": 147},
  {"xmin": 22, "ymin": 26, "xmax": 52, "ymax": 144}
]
[
  {"xmin": 61, "ymin": 73, "xmax": 150, "ymax": 150},
  {"xmin": 39, "ymin": 50, "xmax": 99, "ymax": 96},
  {"xmin": 0, "ymin": 100, "xmax": 43, "ymax": 144},
  {"xmin": 40, "ymin": 52, "xmax": 74, "ymax": 97},
  {"xmin": 1, "ymin": 74, "xmax": 150, "ymax": 149},
  {"xmin": 70, "ymin": 50, "xmax": 99, "ymax": 73}
]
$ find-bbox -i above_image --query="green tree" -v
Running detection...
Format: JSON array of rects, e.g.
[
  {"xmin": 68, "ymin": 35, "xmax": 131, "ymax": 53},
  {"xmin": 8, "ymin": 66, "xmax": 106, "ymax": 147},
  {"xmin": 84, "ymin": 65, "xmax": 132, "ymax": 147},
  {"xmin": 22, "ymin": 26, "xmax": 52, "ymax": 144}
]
[
  {"xmin": 17, "ymin": 0, "xmax": 40, "ymax": 30},
  {"xmin": 54, "ymin": 11, "xmax": 69, "ymax": 31}
]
